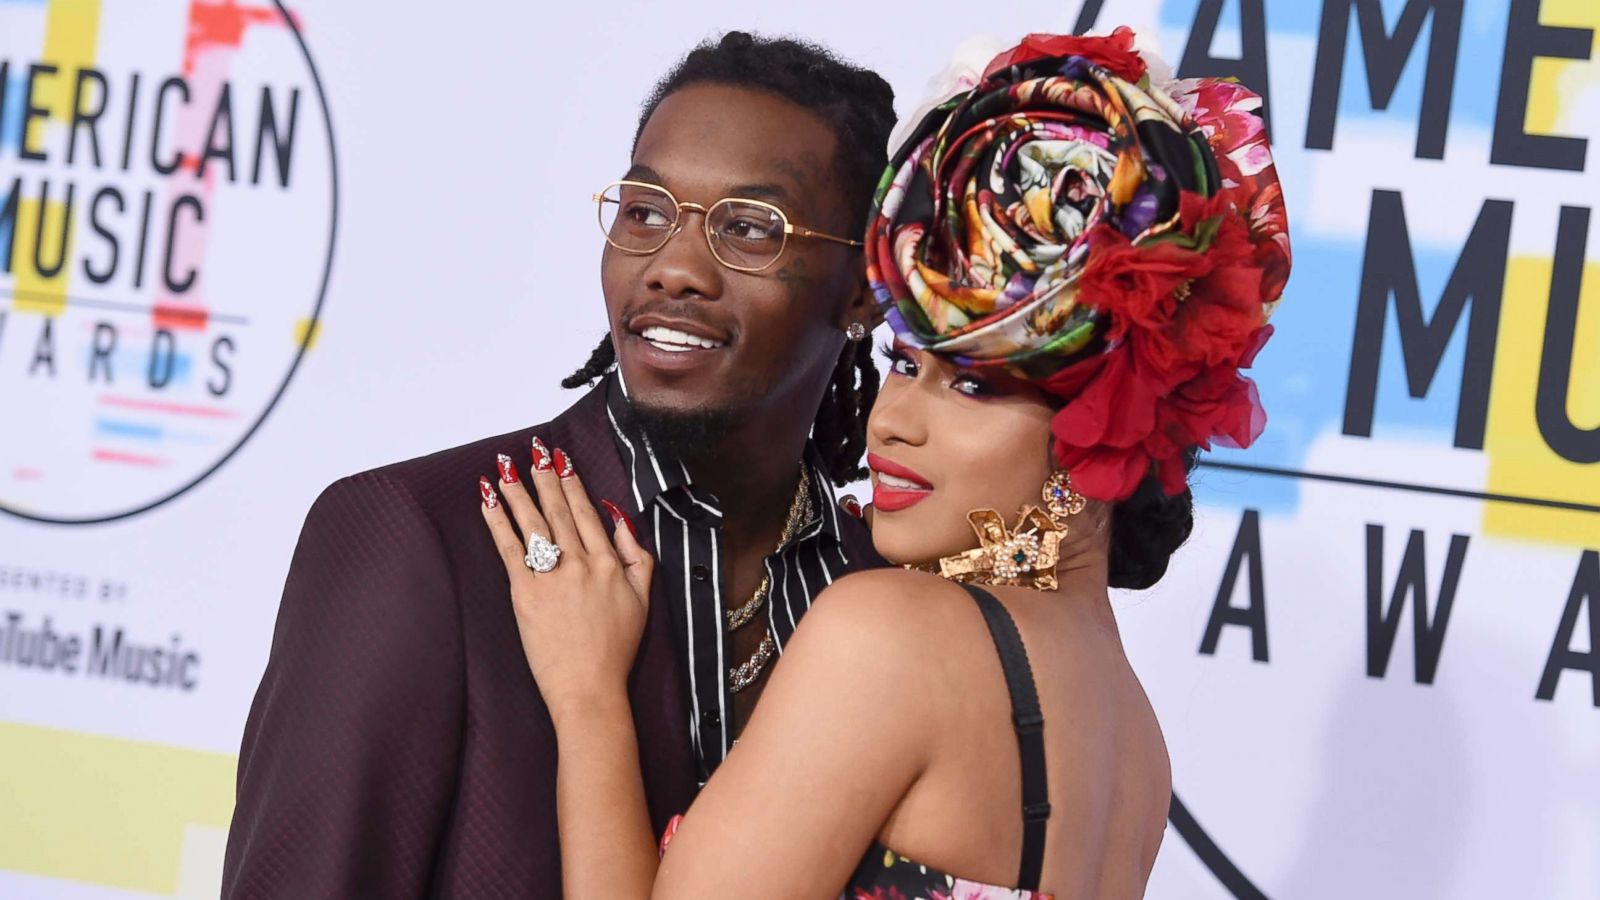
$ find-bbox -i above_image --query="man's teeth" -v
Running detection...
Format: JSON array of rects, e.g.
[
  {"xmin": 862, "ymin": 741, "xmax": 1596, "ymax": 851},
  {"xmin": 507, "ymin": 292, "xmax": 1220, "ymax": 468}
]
[
  {"xmin": 877, "ymin": 472, "xmax": 928, "ymax": 490},
  {"xmin": 641, "ymin": 326, "xmax": 726, "ymax": 351}
]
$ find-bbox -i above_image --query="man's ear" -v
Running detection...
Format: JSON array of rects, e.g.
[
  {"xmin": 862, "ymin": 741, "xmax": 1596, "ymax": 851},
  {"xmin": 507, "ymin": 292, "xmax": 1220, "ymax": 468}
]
[{"xmin": 835, "ymin": 270, "xmax": 884, "ymax": 331}]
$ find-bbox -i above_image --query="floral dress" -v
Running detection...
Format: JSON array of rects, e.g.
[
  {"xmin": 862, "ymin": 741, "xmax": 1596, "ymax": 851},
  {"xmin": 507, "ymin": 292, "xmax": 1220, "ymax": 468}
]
[{"xmin": 843, "ymin": 841, "xmax": 1054, "ymax": 900}]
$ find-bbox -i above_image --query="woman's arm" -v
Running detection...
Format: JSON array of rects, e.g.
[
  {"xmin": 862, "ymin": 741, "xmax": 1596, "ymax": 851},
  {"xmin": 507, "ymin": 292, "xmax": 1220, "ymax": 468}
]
[
  {"xmin": 549, "ymin": 693, "xmax": 657, "ymax": 898},
  {"xmin": 654, "ymin": 570, "xmax": 941, "ymax": 899},
  {"xmin": 476, "ymin": 443, "xmax": 659, "ymax": 899},
  {"xmin": 479, "ymin": 447, "xmax": 943, "ymax": 898}
]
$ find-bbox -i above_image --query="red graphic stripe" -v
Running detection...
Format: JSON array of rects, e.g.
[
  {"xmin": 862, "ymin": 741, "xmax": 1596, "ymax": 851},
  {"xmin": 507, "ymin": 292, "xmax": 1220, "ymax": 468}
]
[
  {"xmin": 152, "ymin": 304, "xmax": 210, "ymax": 331},
  {"xmin": 99, "ymin": 395, "xmax": 236, "ymax": 419},
  {"xmin": 93, "ymin": 449, "xmax": 168, "ymax": 467},
  {"xmin": 185, "ymin": 2, "xmax": 284, "ymax": 73}
]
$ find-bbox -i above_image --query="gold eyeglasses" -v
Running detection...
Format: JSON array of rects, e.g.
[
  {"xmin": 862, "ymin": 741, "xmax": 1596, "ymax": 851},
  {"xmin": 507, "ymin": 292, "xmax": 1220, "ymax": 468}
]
[{"xmin": 593, "ymin": 180, "xmax": 864, "ymax": 273}]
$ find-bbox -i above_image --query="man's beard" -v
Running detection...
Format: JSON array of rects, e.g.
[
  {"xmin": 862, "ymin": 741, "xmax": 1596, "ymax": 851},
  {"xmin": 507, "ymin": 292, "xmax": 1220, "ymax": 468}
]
[{"xmin": 623, "ymin": 399, "xmax": 739, "ymax": 462}]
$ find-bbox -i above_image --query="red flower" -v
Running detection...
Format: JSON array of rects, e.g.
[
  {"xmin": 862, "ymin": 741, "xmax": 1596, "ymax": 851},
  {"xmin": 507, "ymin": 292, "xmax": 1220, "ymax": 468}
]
[
  {"xmin": 1049, "ymin": 342, "xmax": 1269, "ymax": 500},
  {"xmin": 1149, "ymin": 196, "xmax": 1268, "ymax": 373},
  {"xmin": 1078, "ymin": 192, "xmax": 1266, "ymax": 371},
  {"xmin": 1077, "ymin": 226, "xmax": 1201, "ymax": 346},
  {"xmin": 1048, "ymin": 345, "xmax": 1165, "ymax": 500},
  {"xmin": 1044, "ymin": 192, "xmax": 1274, "ymax": 502},
  {"xmin": 982, "ymin": 26, "xmax": 1148, "ymax": 84}
]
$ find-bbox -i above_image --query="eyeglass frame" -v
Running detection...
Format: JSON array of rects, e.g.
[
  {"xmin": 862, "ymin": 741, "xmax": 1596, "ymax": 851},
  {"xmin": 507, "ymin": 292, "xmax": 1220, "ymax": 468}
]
[{"xmin": 592, "ymin": 179, "xmax": 864, "ymax": 273}]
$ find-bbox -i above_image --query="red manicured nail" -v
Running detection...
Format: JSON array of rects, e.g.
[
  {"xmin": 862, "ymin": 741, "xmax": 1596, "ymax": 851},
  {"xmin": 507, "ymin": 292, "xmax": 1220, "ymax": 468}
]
[
  {"xmin": 496, "ymin": 453, "xmax": 519, "ymax": 484},
  {"xmin": 839, "ymin": 495, "xmax": 863, "ymax": 519},
  {"xmin": 659, "ymin": 814, "xmax": 683, "ymax": 857},
  {"xmin": 601, "ymin": 499, "xmax": 637, "ymax": 539},
  {"xmin": 554, "ymin": 448, "xmax": 574, "ymax": 479},
  {"xmin": 479, "ymin": 476, "xmax": 499, "ymax": 509},
  {"xmin": 531, "ymin": 436, "xmax": 553, "ymax": 471}
]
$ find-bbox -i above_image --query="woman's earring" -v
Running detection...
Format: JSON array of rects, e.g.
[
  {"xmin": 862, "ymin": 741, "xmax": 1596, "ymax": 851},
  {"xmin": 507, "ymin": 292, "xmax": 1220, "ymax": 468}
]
[
  {"xmin": 1042, "ymin": 470, "xmax": 1087, "ymax": 528},
  {"xmin": 845, "ymin": 322, "xmax": 867, "ymax": 342}
]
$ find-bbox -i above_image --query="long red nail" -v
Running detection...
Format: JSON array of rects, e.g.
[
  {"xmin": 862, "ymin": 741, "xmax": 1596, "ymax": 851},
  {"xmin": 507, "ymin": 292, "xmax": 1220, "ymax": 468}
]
[
  {"xmin": 554, "ymin": 448, "xmax": 574, "ymax": 479},
  {"xmin": 839, "ymin": 495, "xmax": 863, "ymax": 519},
  {"xmin": 659, "ymin": 813, "xmax": 683, "ymax": 857},
  {"xmin": 601, "ymin": 499, "xmax": 637, "ymax": 539},
  {"xmin": 531, "ymin": 436, "xmax": 553, "ymax": 471},
  {"xmin": 496, "ymin": 453, "xmax": 519, "ymax": 484},
  {"xmin": 479, "ymin": 476, "xmax": 499, "ymax": 509}
]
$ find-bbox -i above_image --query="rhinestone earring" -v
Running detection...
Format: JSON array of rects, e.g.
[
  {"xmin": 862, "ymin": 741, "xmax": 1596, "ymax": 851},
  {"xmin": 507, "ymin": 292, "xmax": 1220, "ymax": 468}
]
[
  {"xmin": 1042, "ymin": 470, "xmax": 1087, "ymax": 528},
  {"xmin": 845, "ymin": 322, "xmax": 867, "ymax": 341}
]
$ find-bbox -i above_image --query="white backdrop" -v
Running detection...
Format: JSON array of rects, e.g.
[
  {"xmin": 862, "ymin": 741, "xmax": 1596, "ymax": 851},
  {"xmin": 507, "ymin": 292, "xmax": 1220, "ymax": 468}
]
[{"xmin": 1, "ymin": 1, "xmax": 1596, "ymax": 897}]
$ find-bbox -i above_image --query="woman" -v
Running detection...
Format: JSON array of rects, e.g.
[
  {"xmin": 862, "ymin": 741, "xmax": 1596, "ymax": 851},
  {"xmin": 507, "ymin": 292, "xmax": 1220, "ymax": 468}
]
[{"xmin": 478, "ymin": 28, "xmax": 1289, "ymax": 899}]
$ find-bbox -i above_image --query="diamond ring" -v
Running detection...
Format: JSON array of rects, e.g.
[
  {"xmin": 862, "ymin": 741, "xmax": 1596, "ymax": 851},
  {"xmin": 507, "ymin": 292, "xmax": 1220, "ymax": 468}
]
[{"xmin": 524, "ymin": 532, "xmax": 562, "ymax": 573}]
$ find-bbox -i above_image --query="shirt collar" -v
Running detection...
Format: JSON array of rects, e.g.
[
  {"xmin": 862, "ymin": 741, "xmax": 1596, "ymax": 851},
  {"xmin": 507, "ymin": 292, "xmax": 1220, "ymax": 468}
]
[{"xmin": 603, "ymin": 370, "xmax": 846, "ymax": 547}]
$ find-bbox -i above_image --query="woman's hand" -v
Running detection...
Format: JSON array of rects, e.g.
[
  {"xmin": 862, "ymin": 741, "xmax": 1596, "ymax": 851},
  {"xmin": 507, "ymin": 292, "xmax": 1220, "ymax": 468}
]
[{"xmin": 478, "ymin": 437, "xmax": 653, "ymax": 723}]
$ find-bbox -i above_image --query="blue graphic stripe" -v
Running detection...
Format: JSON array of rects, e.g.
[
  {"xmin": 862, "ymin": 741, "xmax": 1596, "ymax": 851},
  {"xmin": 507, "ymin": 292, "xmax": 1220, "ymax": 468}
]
[
  {"xmin": 1156, "ymin": 0, "xmax": 1509, "ymax": 130},
  {"xmin": 95, "ymin": 419, "xmax": 163, "ymax": 440}
]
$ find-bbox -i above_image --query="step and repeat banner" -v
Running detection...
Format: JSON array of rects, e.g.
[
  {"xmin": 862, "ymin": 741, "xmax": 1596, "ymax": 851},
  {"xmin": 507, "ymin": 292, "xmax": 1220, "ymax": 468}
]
[{"xmin": 0, "ymin": 0, "xmax": 1594, "ymax": 897}]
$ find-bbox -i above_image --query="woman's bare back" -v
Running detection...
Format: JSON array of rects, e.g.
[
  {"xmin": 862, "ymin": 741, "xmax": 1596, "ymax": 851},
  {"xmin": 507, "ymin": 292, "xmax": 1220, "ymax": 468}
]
[{"xmin": 872, "ymin": 573, "xmax": 1171, "ymax": 898}]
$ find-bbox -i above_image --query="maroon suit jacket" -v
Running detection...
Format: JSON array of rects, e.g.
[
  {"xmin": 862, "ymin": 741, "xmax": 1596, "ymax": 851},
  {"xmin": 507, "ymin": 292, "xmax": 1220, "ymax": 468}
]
[{"xmin": 222, "ymin": 381, "xmax": 882, "ymax": 898}]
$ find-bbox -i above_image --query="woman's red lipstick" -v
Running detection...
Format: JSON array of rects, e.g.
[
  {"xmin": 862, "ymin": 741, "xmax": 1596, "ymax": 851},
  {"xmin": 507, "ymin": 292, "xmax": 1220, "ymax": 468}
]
[{"xmin": 868, "ymin": 452, "xmax": 933, "ymax": 513}]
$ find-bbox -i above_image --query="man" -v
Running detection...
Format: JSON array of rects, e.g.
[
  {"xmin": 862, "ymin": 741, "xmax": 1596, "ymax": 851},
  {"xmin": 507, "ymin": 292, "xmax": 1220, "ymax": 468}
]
[{"xmin": 221, "ymin": 32, "xmax": 894, "ymax": 898}]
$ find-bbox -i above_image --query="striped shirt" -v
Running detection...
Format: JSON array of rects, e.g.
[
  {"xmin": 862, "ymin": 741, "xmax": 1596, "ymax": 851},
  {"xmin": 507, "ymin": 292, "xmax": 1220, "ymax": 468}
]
[{"xmin": 604, "ymin": 373, "xmax": 851, "ymax": 779}]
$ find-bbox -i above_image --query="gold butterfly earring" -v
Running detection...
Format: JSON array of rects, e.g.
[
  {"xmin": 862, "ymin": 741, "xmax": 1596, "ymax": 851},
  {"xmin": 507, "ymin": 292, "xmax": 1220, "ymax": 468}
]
[{"xmin": 926, "ymin": 470, "xmax": 1086, "ymax": 591}]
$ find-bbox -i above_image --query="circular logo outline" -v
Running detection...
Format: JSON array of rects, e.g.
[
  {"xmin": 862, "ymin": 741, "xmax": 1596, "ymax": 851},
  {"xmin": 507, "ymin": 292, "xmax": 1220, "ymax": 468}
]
[{"xmin": 0, "ymin": 0, "xmax": 339, "ymax": 527}]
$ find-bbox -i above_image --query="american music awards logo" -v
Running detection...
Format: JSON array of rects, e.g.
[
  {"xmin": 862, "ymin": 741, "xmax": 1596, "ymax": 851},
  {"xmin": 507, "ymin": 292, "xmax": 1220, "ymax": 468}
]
[{"xmin": 0, "ymin": 0, "xmax": 336, "ymax": 524}]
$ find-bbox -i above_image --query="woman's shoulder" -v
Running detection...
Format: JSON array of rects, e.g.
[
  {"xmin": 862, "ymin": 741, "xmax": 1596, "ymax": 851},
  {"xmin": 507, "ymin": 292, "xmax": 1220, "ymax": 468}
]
[
  {"xmin": 779, "ymin": 570, "xmax": 986, "ymax": 684},
  {"xmin": 806, "ymin": 568, "xmax": 978, "ymax": 633}
]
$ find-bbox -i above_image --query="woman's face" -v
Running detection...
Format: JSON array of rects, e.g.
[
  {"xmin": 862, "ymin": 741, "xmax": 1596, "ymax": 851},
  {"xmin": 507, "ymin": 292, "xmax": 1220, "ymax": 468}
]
[{"xmin": 865, "ymin": 343, "xmax": 1060, "ymax": 566}]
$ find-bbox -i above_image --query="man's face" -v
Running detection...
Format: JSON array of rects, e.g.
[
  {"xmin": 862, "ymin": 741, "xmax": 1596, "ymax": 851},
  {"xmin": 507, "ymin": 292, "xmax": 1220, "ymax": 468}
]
[{"xmin": 601, "ymin": 83, "xmax": 866, "ymax": 442}]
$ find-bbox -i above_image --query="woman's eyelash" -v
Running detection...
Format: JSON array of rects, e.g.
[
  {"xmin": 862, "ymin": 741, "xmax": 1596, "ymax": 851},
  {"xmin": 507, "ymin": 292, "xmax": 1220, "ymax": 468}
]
[
  {"xmin": 953, "ymin": 375, "xmax": 991, "ymax": 395},
  {"xmin": 874, "ymin": 339, "xmax": 898, "ymax": 363}
]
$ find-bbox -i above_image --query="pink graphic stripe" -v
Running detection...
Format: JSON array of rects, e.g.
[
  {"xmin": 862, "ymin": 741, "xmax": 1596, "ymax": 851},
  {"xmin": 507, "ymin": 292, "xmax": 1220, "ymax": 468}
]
[
  {"xmin": 93, "ymin": 449, "xmax": 168, "ymax": 467},
  {"xmin": 99, "ymin": 395, "xmax": 236, "ymax": 419}
]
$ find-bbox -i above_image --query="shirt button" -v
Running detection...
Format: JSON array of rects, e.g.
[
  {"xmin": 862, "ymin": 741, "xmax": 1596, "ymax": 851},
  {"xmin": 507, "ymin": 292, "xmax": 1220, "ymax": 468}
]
[{"xmin": 691, "ymin": 565, "xmax": 710, "ymax": 582}]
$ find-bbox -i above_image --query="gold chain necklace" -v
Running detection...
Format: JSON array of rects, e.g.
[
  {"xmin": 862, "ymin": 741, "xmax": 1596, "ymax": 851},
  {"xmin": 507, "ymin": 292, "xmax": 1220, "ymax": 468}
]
[{"xmin": 728, "ymin": 466, "xmax": 812, "ymax": 694}]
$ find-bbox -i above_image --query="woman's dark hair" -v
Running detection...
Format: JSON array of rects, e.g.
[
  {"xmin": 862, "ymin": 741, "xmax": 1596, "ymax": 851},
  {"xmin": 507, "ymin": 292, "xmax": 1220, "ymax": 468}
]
[
  {"xmin": 563, "ymin": 31, "xmax": 895, "ymax": 486},
  {"xmin": 1106, "ymin": 449, "xmax": 1200, "ymax": 590}
]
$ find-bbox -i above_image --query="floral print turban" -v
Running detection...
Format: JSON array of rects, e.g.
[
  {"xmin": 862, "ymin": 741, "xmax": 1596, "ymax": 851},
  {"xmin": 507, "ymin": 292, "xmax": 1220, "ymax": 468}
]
[{"xmin": 866, "ymin": 27, "xmax": 1292, "ymax": 502}]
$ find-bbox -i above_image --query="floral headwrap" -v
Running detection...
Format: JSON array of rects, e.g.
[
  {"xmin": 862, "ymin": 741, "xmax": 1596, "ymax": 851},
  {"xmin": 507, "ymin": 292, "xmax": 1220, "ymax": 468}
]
[{"xmin": 866, "ymin": 27, "xmax": 1291, "ymax": 502}]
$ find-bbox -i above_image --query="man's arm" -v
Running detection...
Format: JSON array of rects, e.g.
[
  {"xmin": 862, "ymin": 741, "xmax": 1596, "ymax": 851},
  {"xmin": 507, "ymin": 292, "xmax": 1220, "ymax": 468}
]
[{"xmin": 223, "ymin": 472, "xmax": 465, "ymax": 898}]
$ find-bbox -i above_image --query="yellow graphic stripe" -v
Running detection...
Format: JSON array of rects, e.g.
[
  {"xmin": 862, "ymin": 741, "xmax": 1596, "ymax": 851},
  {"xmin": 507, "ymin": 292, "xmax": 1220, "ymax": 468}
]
[
  {"xmin": 0, "ymin": 721, "xmax": 236, "ymax": 896},
  {"xmin": 1478, "ymin": 1, "xmax": 1596, "ymax": 544},
  {"xmin": 11, "ymin": 198, "xmax": 73, "ymax": 316},
  {"xmin": 1524, "ymin": 0, "xmax": 1599, "ymax": 136},
  {"xmin": 1483, "ymin": 256, "xmax": 1600, "ymax": 543},
  {"xmin": 29, "ymin": 0, "xmax": 101, "ymax": 137},
  {"xmin": 294, "ymin": 316, "xmax": 321, "ymax": 352},
  {"xmin": 13, "ymin": 0, "xmax": 100, "ymax": 317}
]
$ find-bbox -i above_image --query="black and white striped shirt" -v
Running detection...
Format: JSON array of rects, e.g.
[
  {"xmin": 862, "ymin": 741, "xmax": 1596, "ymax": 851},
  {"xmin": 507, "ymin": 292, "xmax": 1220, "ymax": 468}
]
[{"xmin": 604, "ymin": 373, "xmax": 852, "ymax": 778}]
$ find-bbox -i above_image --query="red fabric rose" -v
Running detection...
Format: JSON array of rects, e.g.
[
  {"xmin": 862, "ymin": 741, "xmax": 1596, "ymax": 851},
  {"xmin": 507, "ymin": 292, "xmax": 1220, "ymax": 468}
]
[
  {"xmin": 1048, "ymin": 345, "xmax": 1165, "ymax": 500},
  {"xmin": 982, "ymin": 26, "xmax": 1148, "ymax": 84},
  {"xmin": 1043, "ymin": 192, "xmax": 1274, "ymax": 502},
  {"xmin": 1049, "ymin": 345, "xmax": 1269, "ymax": 500},
  {"xmin": 1076, "ymin": 225, "xmax": 1202, "ymax": 345},
  {"xmin": 1148, "ymin": 195, "xmax": 1267, "ymax": 373}
]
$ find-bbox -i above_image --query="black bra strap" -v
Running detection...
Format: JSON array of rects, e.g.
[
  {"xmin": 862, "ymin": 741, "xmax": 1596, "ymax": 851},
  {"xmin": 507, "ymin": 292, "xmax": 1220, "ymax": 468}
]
[{"xmin": 959, "ymin": 583, "xmax": 1049, "ymax": 892}]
